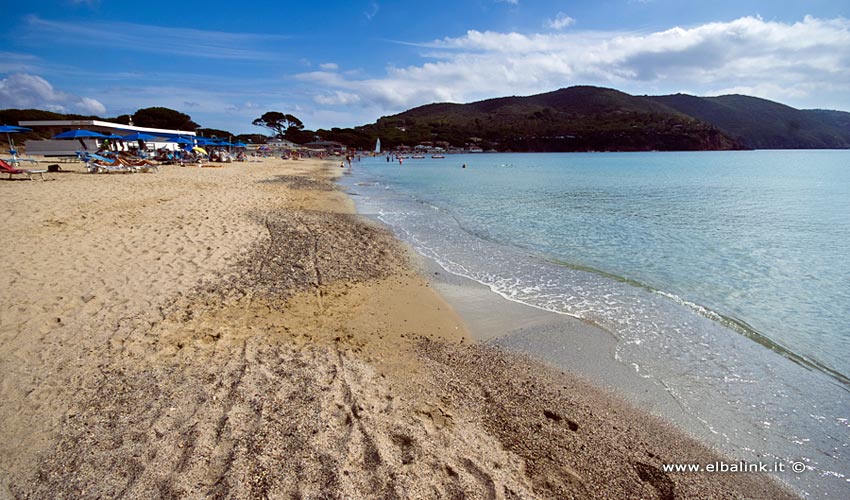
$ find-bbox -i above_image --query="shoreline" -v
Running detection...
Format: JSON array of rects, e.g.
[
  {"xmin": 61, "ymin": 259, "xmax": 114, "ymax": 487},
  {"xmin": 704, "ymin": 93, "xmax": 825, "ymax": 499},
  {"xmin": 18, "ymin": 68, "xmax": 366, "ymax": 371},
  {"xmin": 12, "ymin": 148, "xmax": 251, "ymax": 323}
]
[
  {"xmin": 420, "ymin": 256, "xmax": 702, "ymax": 423},
  {"xmin": 1, "ymin": 158, "xmax": 796, "ymax": 498}
]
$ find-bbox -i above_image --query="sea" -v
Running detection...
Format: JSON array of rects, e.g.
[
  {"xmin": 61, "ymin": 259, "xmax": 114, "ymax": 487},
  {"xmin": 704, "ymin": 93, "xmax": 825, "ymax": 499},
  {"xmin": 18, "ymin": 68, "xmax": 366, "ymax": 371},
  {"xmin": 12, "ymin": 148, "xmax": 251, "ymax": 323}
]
[{"xmin": 339, "ymin": 150, "xmax": 850, "ymax": 498}]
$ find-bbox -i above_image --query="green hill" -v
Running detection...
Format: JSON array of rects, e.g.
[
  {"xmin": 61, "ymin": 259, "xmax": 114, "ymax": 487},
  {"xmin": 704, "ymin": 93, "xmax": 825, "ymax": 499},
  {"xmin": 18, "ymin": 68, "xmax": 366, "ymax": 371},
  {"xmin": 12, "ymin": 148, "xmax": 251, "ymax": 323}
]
[
  {"xmin": 648, "ymin": 94, "xmax": 850, "ymax": 149},
  {"xmin": 358, "ymin": 86, "xmax": 742, "ymax": 151},
  {"xmin": 344, "ymin": 86, "xmax": 850, "ymax": 151}
]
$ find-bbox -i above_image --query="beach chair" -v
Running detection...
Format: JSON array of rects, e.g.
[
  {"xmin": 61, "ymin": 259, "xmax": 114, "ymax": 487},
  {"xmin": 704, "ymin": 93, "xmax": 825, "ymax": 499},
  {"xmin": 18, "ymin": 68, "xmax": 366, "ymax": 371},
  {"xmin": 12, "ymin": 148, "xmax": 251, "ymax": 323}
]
[
  {"xmin": 3, "ymin": 154, "xmax": 41, "ymax": 168},
  {"xmin": 0, "ymin": 158, "xmax": 47, "ymax": 180},
  {"xmin": 83, "ymin": 153, "xmax": 131, "ymax": 173},
  {"xmin": 81, "ymin": 152, "xmax": 104, "ymax": 173},
  {"xmin": 116, "ymin": 154, "xmax": 160, "ymax": 172}
]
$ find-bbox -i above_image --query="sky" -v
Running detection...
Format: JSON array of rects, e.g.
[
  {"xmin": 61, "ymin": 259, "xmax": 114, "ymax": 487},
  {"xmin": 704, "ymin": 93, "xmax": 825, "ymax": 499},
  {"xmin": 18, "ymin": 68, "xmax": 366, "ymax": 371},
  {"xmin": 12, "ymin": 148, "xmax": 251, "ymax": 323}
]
[{"xmin": 0, "ymin": 0, "xmax": 848, "ymax": 134}]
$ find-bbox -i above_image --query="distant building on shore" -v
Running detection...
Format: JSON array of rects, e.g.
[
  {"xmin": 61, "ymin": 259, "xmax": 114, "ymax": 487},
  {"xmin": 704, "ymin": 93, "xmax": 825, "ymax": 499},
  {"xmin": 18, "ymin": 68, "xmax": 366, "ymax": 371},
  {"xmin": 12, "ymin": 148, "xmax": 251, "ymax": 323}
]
[
  {"xmin": 19, "ymin": 119, "xmax": 197, "ymax": 156},
  {"xmin": 266, "ymin": 138, "xmax": 301, "ymax": 149},
  {"xmin": 303, "ymin": 140, "xmax": 346, "ymax": 154}
]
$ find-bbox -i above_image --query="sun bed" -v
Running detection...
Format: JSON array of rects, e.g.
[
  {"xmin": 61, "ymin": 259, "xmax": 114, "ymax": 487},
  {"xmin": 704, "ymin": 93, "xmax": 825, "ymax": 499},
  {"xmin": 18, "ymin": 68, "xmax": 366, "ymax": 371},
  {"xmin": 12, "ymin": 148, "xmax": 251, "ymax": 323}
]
[
  {"xmin": 116, "ymin": 154, "xmax": 159, "ymax": 172},
  {"xmin": 82, "ymin": 153, "xmax": 132, "ymax": 173},
  {"xmin": 0, "ymin": 158, "xmax": 47, "ymax": 180},
  {"xmin": 2, "ymin": 156, "xmax": 41, "ymax": 168}
]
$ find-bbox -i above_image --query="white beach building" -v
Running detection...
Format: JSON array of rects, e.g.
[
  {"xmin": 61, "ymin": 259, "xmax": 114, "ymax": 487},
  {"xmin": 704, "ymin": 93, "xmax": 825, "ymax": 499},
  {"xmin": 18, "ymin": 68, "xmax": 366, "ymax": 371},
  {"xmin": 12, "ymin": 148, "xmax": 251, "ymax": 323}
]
[
  {"xmin": 19, "ymin": 119, "xmax": 197, "ymax": 156},
  {"xmin": 266, "ymin": 138, "xmax": 301, "ymax": 149}
]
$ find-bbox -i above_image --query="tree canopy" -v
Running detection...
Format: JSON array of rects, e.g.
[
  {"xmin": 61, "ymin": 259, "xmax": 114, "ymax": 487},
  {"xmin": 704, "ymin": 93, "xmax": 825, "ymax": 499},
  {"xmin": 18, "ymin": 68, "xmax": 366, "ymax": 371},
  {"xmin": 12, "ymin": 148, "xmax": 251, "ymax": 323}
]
[
  {"xmin": 196, "ymin": 127, "xmax": 233, "ymax": 139},
  {"xmin": 234, "ymin": 133, "xmax": 269, "ymax": 144},
  {"xmin": 132, "ymin": 107, "xmax": 199, "ymax": 131},
  {"xmin": 252, "ymin": 112, "xmax": 304, "ymax": 139}
]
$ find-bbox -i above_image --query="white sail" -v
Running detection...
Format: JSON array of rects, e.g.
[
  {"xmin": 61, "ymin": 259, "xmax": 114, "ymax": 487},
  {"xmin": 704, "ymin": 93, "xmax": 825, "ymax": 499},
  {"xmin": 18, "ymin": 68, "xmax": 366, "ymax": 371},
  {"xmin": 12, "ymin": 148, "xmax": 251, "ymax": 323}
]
[{"xmin": 374, "ymin": 138, "xmax": 381, "ymax": 154}]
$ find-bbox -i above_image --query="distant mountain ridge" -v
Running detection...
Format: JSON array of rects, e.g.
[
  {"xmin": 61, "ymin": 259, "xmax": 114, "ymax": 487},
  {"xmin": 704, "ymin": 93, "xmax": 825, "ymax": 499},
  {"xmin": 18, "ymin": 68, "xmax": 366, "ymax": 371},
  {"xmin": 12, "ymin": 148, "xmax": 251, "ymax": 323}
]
[
  {"xmin": 648, "ymin": 94, "xmax": 850, "ymax": 149},
  {"xmin": 355, "ymin": 86, "xmax": 850, "ymax": 151}
]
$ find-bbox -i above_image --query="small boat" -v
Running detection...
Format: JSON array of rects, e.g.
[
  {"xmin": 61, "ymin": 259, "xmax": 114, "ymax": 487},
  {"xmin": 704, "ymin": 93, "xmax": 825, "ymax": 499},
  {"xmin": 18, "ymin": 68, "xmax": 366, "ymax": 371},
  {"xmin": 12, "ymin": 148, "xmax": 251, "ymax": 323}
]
[
  {"xmin": 411, "ymin": 155, "xmax": 426, "ymax": 159},
  {"xmin": 431, "ymin": 154, "xmax": 445, "ymax": 159},
  {"xmin": 374, "ymin": 138, "xmax": 381, "ymax": 154}
]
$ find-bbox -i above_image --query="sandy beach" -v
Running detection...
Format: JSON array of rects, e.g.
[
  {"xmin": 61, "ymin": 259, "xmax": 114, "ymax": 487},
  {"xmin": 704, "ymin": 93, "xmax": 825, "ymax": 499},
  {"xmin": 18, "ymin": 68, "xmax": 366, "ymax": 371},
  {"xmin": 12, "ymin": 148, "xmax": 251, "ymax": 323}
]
[{"xmin": 0, "ymin": 158, "xmax": 796, "ymax": 499}]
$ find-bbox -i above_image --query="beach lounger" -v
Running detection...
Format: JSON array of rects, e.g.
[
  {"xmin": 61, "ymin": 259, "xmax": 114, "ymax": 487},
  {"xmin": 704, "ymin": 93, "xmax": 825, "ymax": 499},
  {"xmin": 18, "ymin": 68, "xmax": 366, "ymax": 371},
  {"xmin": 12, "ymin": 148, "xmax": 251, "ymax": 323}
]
[
  {"xmin": 115, "ymin": 154, "xmax": 159, "ymax": 172},
  {"xmin": 99, "ymin": 162, "xmax": 133, "ymax": 173},
  {"xmin": 2, "ymin": 156, "xmax": 41, "ymax": 168},
  {"xmin": 0, "ymin": 158, "xmax": 47, "ymax": 180},
  {"xmin": 82, "ymin": 153, "xmax": 132, "ymax": 173},
  {"xmin": 81, "ymin": 152, "xmax": 105, "ymax": 173}
]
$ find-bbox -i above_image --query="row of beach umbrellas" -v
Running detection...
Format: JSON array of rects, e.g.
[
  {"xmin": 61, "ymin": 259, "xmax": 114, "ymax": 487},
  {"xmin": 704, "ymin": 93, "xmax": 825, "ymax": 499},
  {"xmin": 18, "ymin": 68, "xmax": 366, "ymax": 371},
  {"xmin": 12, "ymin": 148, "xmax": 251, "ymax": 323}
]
[
  {"xmin": 51, "ymin": 129, "xmax": 247, "ymax": 148},
  {"xmin": 1, "ymin": 125, "xmax": 248, "ymax": 160}
]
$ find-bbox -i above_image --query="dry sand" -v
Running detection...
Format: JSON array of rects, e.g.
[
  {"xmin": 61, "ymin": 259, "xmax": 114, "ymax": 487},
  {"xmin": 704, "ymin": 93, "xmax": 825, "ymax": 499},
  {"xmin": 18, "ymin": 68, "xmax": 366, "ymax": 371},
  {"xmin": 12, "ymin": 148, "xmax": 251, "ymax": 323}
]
[{"xmin": 0, "ymin": 158, "xmax": 797, "ymax": 499}]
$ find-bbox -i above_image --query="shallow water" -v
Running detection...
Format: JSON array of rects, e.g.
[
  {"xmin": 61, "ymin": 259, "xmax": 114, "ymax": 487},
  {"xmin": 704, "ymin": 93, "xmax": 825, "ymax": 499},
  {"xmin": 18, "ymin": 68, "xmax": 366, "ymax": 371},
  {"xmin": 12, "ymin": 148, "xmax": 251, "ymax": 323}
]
[{"xmin": 341, "ymin": 151, "xmax": 850, "ymax": 498}]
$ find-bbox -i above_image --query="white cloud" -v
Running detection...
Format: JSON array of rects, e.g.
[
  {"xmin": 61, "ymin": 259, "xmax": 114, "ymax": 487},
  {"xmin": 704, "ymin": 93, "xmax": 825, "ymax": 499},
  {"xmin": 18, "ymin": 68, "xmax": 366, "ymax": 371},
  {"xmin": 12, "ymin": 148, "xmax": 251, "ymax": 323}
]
[
  {"xmin": 296, "ymin": 71, "xmax": 347, "ymax": 86},
  {"xmin": 547, "ymin": 13, "xmax": 575, "ymax": 30},
  {"xmin": 225, "ymin": 100, "xmax": 264, "ymax": 112},
  {"xmin": 314, "ymin": 91, "xmax": 361, "ymax": 105},
  {"xmin": 23, "ymin": 15, "xmax": 289, "ymax": 60},
  {"xmin": 299, "ymin": 16, "xmax": 850, "ymax": 116},
  {"xmin": 0, "ymin": 73, "xmax": 106, "ymax": 114},
  {"xmin": 78, "ymin": 96, "xmax": 107, "ymax": 114},
  {"xmin": 319, "ymin": 62, "xmax": 339, "ymax": 70}
]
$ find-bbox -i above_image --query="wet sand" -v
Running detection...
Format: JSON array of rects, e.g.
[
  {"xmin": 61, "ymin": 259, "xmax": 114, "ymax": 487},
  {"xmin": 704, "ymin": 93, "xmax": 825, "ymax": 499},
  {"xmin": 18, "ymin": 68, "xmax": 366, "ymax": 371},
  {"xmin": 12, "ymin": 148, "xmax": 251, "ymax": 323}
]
[
  {"xmin": 424, "ymin": 258, "xmax": 719, "ymax": 429},
  {"xmin": 0, "ymin": 158, "xmax": 796, "ymax": 499}
]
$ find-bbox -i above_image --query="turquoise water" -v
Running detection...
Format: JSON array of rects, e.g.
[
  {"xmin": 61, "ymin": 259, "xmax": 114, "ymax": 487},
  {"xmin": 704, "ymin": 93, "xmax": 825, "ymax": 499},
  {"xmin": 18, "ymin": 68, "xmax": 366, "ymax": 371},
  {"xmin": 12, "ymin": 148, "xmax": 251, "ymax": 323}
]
[
  {"xmin": 341, "ymin": 151, "xmax": 850, "ymax": 497},
  {"xmin": 374, "ymin": 151, "xmax": 850, "ymax": 379}
]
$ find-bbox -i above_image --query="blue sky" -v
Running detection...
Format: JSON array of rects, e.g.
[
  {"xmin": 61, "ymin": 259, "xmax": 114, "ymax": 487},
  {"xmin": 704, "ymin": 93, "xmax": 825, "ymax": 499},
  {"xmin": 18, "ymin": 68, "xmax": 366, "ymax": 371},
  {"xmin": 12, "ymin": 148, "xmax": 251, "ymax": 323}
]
[{"xmin": 1, "ymin": 0, "xmax": 848, "ymax": 134}]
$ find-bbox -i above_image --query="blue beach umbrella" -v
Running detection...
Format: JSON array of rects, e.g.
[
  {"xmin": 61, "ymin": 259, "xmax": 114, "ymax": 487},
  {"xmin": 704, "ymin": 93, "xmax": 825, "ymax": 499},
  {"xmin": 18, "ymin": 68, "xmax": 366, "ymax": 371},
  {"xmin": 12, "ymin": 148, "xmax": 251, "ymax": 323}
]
[
  {"xmin": 1, "ymin": 124, "xmax": 32, "ymax": 160},
  {"xmin": 54, "ymin": 129, "xmax": 108, "ymax": 152},
  {"xmin": 121, "ymin": 132, "xmax": 162, "ymax": 141},
  {"xmin": 165, "ymin": 137, "xmax": 194, "ymax": 145},
  {"xmin": 234, "ymin": 142, "xmax": 247, "ymax": 148},
  {"xmin": 122, "ymin": 132, "xmax": 164, "ymax": 153},
  {"xmin": 53, "ymin": 129, "xmax": 107, "ymax": 139},
  {"xmin": 0, "ymin": 125, "xmax": 30, "ymax": 133}
]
